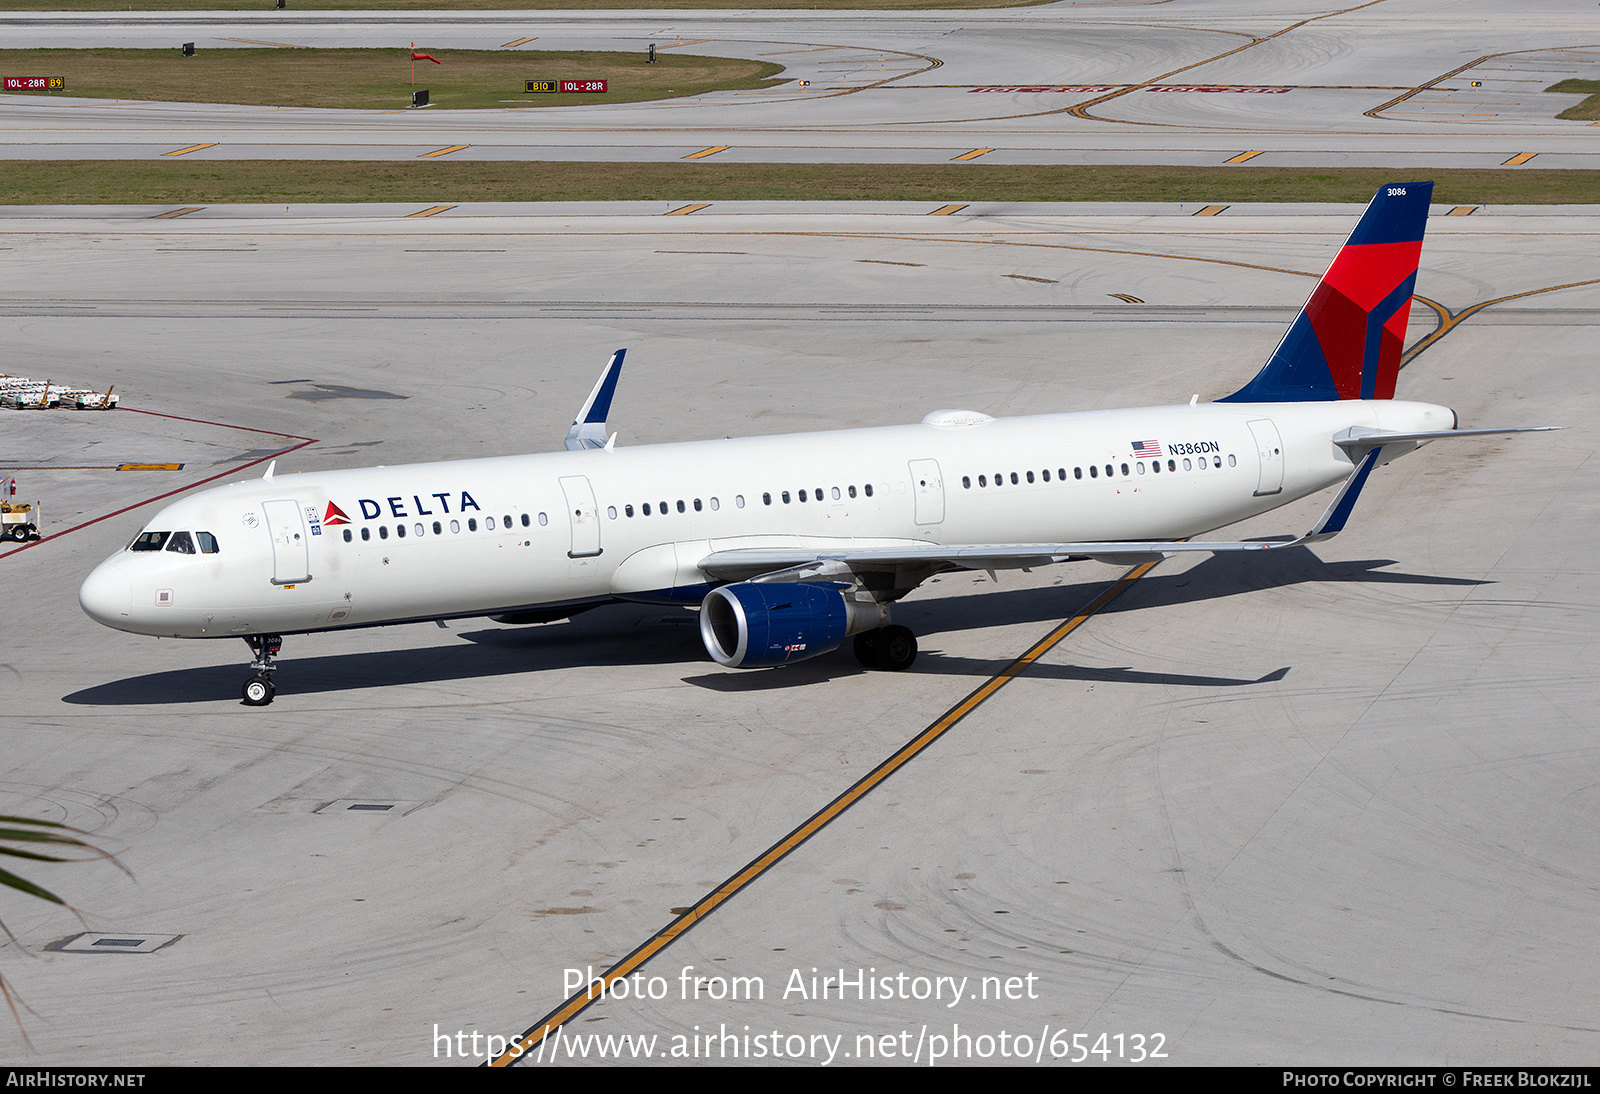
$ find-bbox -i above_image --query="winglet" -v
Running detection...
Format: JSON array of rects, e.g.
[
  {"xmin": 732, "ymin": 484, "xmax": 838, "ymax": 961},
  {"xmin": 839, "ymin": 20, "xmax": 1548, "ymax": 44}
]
[
  {"xmin": 263, "ymin": 460, "xmax": 276, "ymax": 481},
  {"xmin": 564, "ymin": 349, "xmax": 626, "ymax": 451}
]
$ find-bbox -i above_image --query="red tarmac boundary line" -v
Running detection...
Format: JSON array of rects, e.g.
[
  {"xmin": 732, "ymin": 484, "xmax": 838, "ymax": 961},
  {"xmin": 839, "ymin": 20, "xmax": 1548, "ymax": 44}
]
[{"xmin": 0, "ymin": 407, "xmax": 316, "ymax": 561}]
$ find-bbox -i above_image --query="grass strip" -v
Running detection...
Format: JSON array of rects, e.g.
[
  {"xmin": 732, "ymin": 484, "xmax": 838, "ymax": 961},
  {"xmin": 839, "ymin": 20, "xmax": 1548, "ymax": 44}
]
[
  {"xmin": 0, "ymin": 48, "xmax": 785, "ymax": 110},
  {"xmin": 2, "ymin": 163, "xmax": 1598, "ymax": 206},
  {"xmin": 1546, "ymin": 79, "xmax": 1600, "ymax": 122}
]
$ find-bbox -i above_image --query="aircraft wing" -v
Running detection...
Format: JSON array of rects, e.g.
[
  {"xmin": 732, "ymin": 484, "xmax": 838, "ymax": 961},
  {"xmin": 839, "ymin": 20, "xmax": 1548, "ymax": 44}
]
[{"xmin": 700, "ymin": 444, "xmax": 1389, "ymax": 583}]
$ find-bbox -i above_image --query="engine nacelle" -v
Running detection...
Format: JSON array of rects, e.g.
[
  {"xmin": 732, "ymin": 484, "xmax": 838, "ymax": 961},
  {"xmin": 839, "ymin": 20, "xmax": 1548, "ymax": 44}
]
[{"xmin": 700, "ymin": 581, "xmax": 885, "ymax": 668}]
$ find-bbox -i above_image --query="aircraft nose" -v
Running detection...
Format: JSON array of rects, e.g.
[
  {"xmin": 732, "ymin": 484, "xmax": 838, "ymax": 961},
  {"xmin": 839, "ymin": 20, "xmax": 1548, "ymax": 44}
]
[{"xmin": 79, "ymin": 558, "xmax": 132, "ymax": 627}]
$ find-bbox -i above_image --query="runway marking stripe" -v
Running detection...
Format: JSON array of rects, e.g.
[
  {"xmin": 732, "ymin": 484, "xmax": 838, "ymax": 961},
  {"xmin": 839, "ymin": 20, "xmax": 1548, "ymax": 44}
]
[
  {"xmin": 657, "ymin": 39, "xmax": 709, "ymax": 49},
  {"xmin": 419, "ymin": 145, "xmax": 469, "ymax": 159},
  {"xmin": 150, "ymin": 207, "xmax": 203, "ymax": 220},
  {"xmin": 406, "ymin": 205, "xmax": 456, "ymax": 218},
  {"xmin": 491, "ymin": 559, "xmax": 1161, "ymax": 1067},
  {"xmin": 1110, "ymin": 293, "xmax": 1145, "ymax": 303},
  {"xmin": 1502, "ymin": 152, "xmax": 1538, "ymax": 165},
  {"xmin": 928, "ymin": 204, "xmax": 968, "ymax": 216},
  {"xmin": 1004, "ymin": 273, "xmax": 1057, "ymax": 283},
  {"xmin": 501, "ymin": 37, "xmax": 537, "ymax": 48},
  {"xmin": 0, "ymin": 410, "xmax": 315, "ymax": 561},
  {"xmin": 1193, "ymin": 205, "xmax": 1229, "ymax": 216},
  {"xmin": 951, "ymin": 148, "xmax": 994, "ymax": 161},
  {"xmin": 1223, "ymin": 151, "xmax": 1264, "ymax": 164},
  {"xmin": 683, "ymin": 145, "xmax": 730, "ymax": 159},
  {"xmin": 116, "ymin": 463, "xmax": 185, "ymax": 471},
  {"xmin": 161, "ymin": 144, "xmax": 215, "ymax": 158},
  {"xmin": 665, "ymin": 203, "xmax": 712, "ymax": 216}
]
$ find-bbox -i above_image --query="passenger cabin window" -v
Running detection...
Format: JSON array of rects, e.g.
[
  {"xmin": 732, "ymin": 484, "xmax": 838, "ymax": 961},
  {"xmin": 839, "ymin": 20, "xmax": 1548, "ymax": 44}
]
[
  {"xmin": 343, "ymin": 529, "xmax": 353, "ymax": 543},
  {"xmin": 864, "ymin": 484, "xmax": 874, "ymax": 497},
  {"xmin": 131, "ymin": 531, "xmax": 170, "ymax": 552},
  {"xmin": 361, "ymin": 527, "xmax": 371, "ymax": 541}
]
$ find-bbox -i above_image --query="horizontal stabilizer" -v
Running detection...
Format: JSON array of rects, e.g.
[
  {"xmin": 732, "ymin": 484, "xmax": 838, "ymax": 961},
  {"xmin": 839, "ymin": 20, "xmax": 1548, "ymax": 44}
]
[
  {"xmin": 1333, "ymin": 424, "xmax": 1559, "ymax": 454},
  {"xmin": 565, "ymin": 349, "xmax": 626, "ymax": 451}
]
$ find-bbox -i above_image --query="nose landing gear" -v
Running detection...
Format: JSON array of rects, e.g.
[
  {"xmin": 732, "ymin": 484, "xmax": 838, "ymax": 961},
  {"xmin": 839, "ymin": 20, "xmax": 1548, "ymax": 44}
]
[{"xmin": 242, "ymin": 634, "xmax": 282, "ymax": 706}]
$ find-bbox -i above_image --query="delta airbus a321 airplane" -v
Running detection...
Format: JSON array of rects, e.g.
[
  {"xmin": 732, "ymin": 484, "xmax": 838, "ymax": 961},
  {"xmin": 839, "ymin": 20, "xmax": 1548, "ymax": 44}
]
[{"xmin": 79, "ymin": 182, "xmax": 1548, "ymax": 705}]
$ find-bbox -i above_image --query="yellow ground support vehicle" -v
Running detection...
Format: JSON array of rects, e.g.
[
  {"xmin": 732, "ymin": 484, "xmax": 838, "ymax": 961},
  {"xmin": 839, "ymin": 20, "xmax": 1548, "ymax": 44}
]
[{"xmin": 1, "ymin": 477, "xmax": 41, "ymax": 541}]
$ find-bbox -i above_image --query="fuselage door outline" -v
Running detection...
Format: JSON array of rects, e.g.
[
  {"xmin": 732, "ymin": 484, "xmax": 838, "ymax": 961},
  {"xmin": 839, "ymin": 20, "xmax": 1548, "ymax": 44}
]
[
  {"xmin": 559, "ymin": 475, "xmax": 603, "ymax": 557},
  {"xmin": 1247, "ymin": 418, "xmax": 1285, "ymax": 496},
  {"xmin": 262, "ymin": 498, "xmax": 312, "ymax": 585},
  {"xmin": 909, "ymin": 458, "xmax": 945, "ymax": 525}
]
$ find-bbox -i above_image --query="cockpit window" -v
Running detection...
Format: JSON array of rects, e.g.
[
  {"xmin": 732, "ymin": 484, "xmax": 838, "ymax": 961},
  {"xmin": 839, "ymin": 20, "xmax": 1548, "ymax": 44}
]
[
  {"xmin": 166, "ymin": 531, "xmax": 196, "ymax": 554},
  {"xmin": 130, "ymin": 531, "xmax": 170, "ymax": 552},
  {"xmin": 196, "ymin": 532, "xmax": 219, "ymax": 554}
]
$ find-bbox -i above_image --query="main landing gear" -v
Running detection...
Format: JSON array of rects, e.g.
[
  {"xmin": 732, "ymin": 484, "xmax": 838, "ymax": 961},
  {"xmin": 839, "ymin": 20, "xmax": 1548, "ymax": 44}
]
[
  {"xmin": 852, "ymin": 625, "xmax": 918, "ymax": 672},
  {"xmin": 241, "ymin": 634, "xmax": 282, "ymax": 706}
]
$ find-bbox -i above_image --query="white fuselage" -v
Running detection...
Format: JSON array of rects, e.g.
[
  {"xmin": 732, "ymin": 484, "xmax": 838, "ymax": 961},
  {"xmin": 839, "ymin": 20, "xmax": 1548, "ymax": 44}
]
[{"xmin": 78, "ymin": 398, "xmax": 1452, "ymax": 640}]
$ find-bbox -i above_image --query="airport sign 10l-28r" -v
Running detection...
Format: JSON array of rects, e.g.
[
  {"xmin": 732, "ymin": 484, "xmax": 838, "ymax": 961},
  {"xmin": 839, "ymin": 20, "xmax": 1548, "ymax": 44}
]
[
  {"xmin": 4, "ymin": 77, "xmax": 63, "ymax": 90},
  {"xmin": 525, "ymin": 80, "xmax": 608, "ymax": 93}
]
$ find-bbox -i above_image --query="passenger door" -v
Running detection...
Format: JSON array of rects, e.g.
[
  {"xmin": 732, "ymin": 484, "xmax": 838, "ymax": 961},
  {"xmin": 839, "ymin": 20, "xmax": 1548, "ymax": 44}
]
[{"xmin": 262, "ymin": 499, "xmax": 312, "ymax": 584}]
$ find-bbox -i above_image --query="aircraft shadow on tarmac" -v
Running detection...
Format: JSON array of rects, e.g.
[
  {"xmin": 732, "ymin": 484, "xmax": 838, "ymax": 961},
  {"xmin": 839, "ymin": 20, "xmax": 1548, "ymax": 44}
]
[{"xmin": 63, "ymin": 549, "xmax": 1485, "ymax": 706}]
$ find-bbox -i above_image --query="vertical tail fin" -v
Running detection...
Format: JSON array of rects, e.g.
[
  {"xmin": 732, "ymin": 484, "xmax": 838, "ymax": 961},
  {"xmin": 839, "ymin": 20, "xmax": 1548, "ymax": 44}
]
[{"xmin": 1220, "ymin": 181, "xmax": 1433, "ymax": 403}]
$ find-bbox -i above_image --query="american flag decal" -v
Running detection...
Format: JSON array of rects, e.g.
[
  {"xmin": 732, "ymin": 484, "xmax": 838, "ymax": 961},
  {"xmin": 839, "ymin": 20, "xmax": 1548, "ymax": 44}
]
[{"xmin": 1131, "ymin": 439, "xmax": 1162, "ymax": 458}]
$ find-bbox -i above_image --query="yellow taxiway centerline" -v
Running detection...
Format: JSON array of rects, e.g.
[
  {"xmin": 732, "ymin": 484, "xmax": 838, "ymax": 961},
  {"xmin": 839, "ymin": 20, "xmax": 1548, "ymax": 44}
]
[{"xmin": 490, "ymin": 560, "xmax": 1163, "ymax": 1067}]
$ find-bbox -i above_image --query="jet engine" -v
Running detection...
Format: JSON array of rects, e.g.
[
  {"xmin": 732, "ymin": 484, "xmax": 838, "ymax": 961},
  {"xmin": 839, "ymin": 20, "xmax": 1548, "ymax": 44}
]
[{"xmin": 699, "ymin": 581, "xmax": 886, "ymax": 667}]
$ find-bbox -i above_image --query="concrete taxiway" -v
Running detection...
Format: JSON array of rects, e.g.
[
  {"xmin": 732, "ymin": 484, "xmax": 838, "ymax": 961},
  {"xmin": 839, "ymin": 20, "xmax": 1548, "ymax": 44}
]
[
  {"xmin": 0, "ymin": 202, "xmax": 1595, "ymax": 1065},
  {"xmin": 1, "ymin": 0, "xmax": 1598, "ymax": 167}
]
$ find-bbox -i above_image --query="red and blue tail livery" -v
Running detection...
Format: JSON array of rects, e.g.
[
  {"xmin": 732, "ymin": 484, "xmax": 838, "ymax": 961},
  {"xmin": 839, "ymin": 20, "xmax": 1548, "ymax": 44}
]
[{"xmin": 1222, "ymin": 181, "xmax": 1434, "ymax": 403}]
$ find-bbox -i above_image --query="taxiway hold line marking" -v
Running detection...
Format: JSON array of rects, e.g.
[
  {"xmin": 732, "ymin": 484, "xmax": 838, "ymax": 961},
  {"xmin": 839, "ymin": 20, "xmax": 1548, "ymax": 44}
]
[
  {"xmin": 928, "ymin": 204, "xmax": 968, "ymax": 216},
  {"xmin": 1446, "ymin": 206, "xmax": 1479, "ymax": 216},
  {"xmin": 150, "ymin": 207, "xmax": 204, "ymax": 219},
  {"xmin": 1062, "ymin": 0, "xmax": 1391, "ymax": 126},
  {"xmin": 1502, "ymin": 152, "xmax": 1538, "ymax": 166},
  {"xmin": 1193, "ymin": 205, "xmax": 1229, "ymax": 216},
  {"xmin": 683, "ymin": 145, "xmax": 730, "ymax": 160},
  {"xmin": 951, "ymin": 147, "xmax": 994, "ymax": 161},
  {"xmin": 491, "ymin": 559, "xmax": 1161, "ymax": 1066},
  {"xmin": 160, "ymin": 144, "xmax": 215, "ymax": 158},
  {"xmin": 501, "ymin": 37, "xmax": 537, "ymax": 48},
  {"xmin": 406, "ymin": 205, "xmax": 457, "ymax": 218},
  {"xmin": 418, "ymin": 145, "xmax": 469, "ymax": 159},
  {"xmin": 665, "ymin": 203, "xmax": 712, "ymax": 216},
  {"xmin": 1223, "ymin": 151, "xmax": 1264, "ymax": 164}
]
